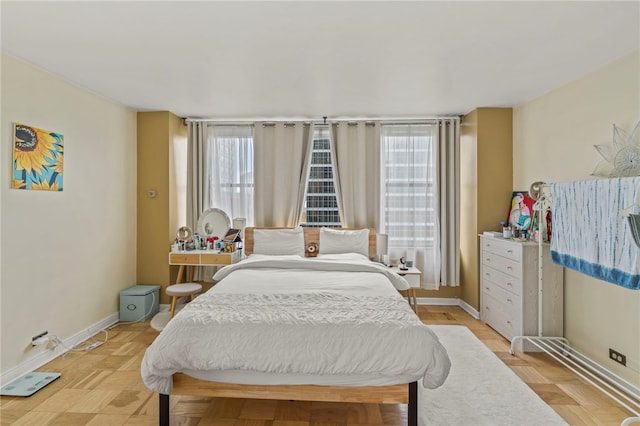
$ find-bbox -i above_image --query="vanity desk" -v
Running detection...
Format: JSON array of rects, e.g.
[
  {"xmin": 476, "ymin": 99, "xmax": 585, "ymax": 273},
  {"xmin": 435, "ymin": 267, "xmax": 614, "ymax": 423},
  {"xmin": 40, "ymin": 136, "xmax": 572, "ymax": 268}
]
[
  {"xmin": 169, "ymin": 250, "xmax": 242, "ymax": 284},
  {"xmin": 170, "ymin": 207, "xmax": 243, "ymax": 284}
]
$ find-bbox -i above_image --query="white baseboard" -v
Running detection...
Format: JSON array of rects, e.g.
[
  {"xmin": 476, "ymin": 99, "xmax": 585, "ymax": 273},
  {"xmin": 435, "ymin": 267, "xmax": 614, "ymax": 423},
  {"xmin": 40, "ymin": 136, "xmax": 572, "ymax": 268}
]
[
  {"xmin": 458, "ymin": 299, "xmax": 480, "ymax": 319},
  {"xmin": 417, "ymin": 297, "xmax": 460, "ymax": 306},
  {"xmin": 1, "ymin": 312, "xmax": 119, "ymax": 387},
  {"xmin": 416, "ymin": 297, "xmax": 481, "ymax": 320}
]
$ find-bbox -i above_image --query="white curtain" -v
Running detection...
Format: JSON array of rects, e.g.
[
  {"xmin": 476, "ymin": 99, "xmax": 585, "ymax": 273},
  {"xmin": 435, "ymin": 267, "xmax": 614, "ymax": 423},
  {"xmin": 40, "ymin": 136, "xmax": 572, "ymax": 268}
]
[
  {"xmin": 254, "ymin": 122, "xmax": 314, "ymax": 227},
  {"xmin": 187, "ymin": 121, "xmax": 209, "ymax": 230},
  {"xmin": 207, "ymin": 125, "xmax": 254, "ymax": 226},
  {"xmin": 381, "ymin": 119, "xmax": 460, "ymax": 289},
  {"xmin": 330, "ymin": 121, "xmax": 380, "ymax": 228},
  {"xmin": 186, "ymin": 121, "xmax": 211, "ymax": 282},
  {"xmin": 437, "ymin": 118, "xmax": 460, "ymax": 287},
  {"xmin": 187, "ymin": 122, "xmax": 254, "ymax": 282}
]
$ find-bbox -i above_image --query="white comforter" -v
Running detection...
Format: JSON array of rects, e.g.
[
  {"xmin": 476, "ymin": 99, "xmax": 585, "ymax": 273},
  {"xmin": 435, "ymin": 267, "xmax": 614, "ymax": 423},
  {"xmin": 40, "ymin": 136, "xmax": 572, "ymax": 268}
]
[{"xmin": 141, "ymin": 254, "xmax": 451, "ymax": 394}]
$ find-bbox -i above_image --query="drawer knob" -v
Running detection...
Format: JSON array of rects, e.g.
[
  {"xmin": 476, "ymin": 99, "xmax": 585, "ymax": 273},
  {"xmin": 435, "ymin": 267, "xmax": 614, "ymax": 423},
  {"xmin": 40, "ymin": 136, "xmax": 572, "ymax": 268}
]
[
  {"xmin": 507, "ymin": 320, "xmax": 512, "ymax": 324},
  {"xmin": 507, "ymin": 282, "xmax": 513, "ymax": 286},
  {"xmin": 507, "ymin": 298, "xmax": 512, "ymax": 302},
  {"xmin": 507, "ymin": 249, "xmax": 513, "ymax": 253},
  {"xmin": 485, "ymin": 306, "xmax": 490, "ymax": 311},
  {"xmin": 485, "ymin": 287, "xmax": 490, "ymax": 290},
  {"xmin": 507, "ymin": 266, "xmax": 513, "ymax": 270},
  {"xmin": 486, "ymin": 258, "xmax": 491, "ymax": 262}
]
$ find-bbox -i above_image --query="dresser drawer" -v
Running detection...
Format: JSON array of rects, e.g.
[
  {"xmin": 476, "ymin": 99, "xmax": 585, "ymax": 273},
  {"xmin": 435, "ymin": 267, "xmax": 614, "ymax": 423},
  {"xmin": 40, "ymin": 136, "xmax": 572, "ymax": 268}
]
[
  {"xmin": 481, "ymin": 251, "xmax": 522, "ymax": 280},
  {"xmin": 481, "ymin": 265, "xmax": 522, "ymax": 296},
  {"xmin": 480, "ymin": 237, "xmax": 521, "ymax": 261},
  {"xmin": 481, "ymin": 279, "xmax": 520, "ymax": 314},
  {"xmin": 482, "ymin": 293, "xmax": 521, "ymax": 341},
  {"xmin": 169, "ymin": 253, "xmax": 200, "ymax": 264},
  {"xmin": 200, "ymin": 252, "xmax": 242, "ymax": 265}
]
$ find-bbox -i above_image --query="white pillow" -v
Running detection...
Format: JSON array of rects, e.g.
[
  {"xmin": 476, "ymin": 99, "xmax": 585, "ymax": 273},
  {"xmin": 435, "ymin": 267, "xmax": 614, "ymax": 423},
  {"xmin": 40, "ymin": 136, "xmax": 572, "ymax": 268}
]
[
  {"xmin": 319, "ymin": 228, "xmax": 370, "ymax": 257},
  {"xmin": 253, "ymin": 227, "xmax": 305, "ymax": 256},
  {"xmin": 316, "ymin": 253, "xmax": 370, "ymax": 262}
]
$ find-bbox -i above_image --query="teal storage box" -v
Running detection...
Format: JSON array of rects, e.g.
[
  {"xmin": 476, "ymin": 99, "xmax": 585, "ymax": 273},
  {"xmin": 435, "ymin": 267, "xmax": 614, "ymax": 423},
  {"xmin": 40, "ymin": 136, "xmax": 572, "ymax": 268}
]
[{"xmin": 119, "ymin": 285, "xmax": 160, "ymax": 321}]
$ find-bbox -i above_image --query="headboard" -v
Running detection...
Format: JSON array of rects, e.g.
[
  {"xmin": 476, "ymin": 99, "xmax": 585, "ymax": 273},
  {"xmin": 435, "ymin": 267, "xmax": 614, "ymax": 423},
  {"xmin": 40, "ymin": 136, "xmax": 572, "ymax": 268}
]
[{"xmin": 244, "ymin": 227, "xmax": 377, "ymax": 259}]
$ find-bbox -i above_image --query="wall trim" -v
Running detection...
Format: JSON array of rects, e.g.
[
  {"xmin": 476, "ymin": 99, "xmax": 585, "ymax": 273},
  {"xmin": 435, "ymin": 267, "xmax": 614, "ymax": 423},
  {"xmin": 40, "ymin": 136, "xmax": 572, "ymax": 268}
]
[
  {"xmin": 417, "ymin": 297, "xmax": 481, "ymax": 320},
  {"xmin": 1, "ymin": 312, "xmax": 119, "ymax": 386},
  {"xmin": 417, "ymin": 297, "xmax": 459, "ymax": 306},
  {"xmin": 458, "ymin": 299, "xmax": 480, "ymax": 319}
]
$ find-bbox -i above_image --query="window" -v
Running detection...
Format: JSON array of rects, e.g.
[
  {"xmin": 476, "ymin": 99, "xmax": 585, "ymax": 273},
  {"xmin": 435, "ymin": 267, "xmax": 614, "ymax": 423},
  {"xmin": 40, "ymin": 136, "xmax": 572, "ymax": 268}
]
[
  {"xmin": 300, "ymin": 126, "xmax": 341, "ymax": 227},
  {"xmin": 207, "ymin": 125, "xmax": 254, "ymax": 226},
  {"xmin": 381, "ymin": 124, "xmax": 436, "ymax": 250}
]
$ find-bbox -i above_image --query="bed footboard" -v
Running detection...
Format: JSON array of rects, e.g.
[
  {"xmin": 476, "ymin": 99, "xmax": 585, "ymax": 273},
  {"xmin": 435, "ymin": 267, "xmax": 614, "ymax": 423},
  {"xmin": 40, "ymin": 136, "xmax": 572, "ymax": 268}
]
[{"xmin": 158, "ymin": 380, "xmax": 418, "ymax": 426}]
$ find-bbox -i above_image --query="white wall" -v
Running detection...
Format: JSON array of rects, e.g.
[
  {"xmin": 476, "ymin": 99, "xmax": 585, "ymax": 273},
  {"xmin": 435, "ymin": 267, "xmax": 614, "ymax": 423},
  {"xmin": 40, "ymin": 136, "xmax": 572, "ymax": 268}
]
[
  {"xmin": 513, "ymin": 50, "xmax": 640, "ymax": 385},
  {"xmin": 0, "ymin": 53, "xmax": 137, "ymax": 377}
]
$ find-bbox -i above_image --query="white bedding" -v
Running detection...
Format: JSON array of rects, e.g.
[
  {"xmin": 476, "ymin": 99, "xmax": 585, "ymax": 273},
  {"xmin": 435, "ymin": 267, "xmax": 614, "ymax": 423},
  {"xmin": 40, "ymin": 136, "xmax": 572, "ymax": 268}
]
[{"xmin": 141, "ymin": 254, "xmax": 451, "ymax": 394}]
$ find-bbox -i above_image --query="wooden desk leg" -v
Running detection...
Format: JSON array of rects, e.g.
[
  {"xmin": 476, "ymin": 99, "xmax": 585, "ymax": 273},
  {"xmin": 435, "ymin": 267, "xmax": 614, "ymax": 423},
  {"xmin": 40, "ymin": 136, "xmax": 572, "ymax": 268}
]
[
  {"xmin": 169, "ymin": 296, "xmax": 178, "ymax": 318},
  {"xmin": 176, "ymin": 265, "xmax": 185, "ymax": 284},
  {"xmin": 187, "ymin": 265, "xmax": 194, "ymax": 282}
]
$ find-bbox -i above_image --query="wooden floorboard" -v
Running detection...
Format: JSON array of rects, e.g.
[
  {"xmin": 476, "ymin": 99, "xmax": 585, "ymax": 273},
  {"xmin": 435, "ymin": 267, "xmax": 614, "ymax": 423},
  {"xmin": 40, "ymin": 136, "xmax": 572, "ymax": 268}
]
[{"xmin": 0, "ymin": 306, "xmax": 635, "ymax": 425}]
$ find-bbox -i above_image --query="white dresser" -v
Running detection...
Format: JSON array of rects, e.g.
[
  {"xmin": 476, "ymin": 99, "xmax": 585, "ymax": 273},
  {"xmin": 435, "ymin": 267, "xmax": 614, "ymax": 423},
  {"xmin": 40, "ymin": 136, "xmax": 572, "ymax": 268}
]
[{"xmin": 479, "ymin": 235, "xmax": 564, "ymax": 352}]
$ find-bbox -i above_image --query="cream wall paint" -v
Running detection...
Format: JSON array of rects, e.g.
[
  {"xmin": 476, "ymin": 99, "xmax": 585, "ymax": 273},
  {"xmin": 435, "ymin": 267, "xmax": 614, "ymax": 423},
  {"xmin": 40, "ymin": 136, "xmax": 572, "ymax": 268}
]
[
  {"xmin": 0, "ymin": 53, "xmax": 137, "ymax": 373},
  {"xmin": 513, "ymin": 50, "xmax": 640, "ymax": 385}
]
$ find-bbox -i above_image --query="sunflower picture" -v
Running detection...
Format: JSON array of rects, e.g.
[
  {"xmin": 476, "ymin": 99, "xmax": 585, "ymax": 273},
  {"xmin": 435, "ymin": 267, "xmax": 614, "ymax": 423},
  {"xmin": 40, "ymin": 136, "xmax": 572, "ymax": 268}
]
[{"xmin": 12, "ymin": 123, "xmax": 64, "ymax": 191}]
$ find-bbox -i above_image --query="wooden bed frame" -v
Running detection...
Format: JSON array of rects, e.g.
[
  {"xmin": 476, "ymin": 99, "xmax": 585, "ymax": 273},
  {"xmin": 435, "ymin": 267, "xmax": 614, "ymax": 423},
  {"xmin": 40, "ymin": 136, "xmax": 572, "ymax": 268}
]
[
  {"xmin": 160, "ymin": 378, "xmax": 417, "ymax": 425},
  {"xmin": 158, "ymin": 227, "xmax": 418, "ymax": 425}
]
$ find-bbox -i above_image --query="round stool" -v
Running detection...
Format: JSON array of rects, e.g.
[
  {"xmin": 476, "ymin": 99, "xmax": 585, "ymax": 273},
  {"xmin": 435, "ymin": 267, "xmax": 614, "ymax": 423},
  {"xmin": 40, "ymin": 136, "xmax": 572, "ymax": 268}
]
[{"xmin": 166, "ymin": 283, "xmax": 202, "ymax": 318}]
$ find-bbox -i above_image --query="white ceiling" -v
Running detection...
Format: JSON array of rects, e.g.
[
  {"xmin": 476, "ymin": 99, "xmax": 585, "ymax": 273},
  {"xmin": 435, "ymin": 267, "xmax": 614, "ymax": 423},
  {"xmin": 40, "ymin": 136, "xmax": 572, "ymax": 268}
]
[{"xmin": 2, "ymin": 1, "xmax": 639, "ymax": 120}]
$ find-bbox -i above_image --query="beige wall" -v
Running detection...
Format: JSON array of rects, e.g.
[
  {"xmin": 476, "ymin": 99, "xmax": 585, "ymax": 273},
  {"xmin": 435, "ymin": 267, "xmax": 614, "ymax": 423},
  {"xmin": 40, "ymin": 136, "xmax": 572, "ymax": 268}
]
[
  {"xmin": 0, "ymin": 53, "xmax": 137, "ymax": 373},
  {"xmin": 460, "ymin": 108, "xmax": 513, "ymax": 309},
  {"xmin": 460, "ymin": 110, "xmax": 479, "ymax": 308},
  {"xmin": 513, "ymin": 50, "xmax": 640, "ymax": 385},
  {"xmin": 136, "ymin": 112, "xmax": 187, "ymax": 304}
]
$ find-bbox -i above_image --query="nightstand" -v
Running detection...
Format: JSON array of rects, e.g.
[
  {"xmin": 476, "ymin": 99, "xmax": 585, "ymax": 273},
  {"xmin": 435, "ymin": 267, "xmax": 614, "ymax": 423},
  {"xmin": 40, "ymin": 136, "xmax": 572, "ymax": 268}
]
[{"xmin": 389, "ymin": 266, "xmax": 421, "ymax": 311}]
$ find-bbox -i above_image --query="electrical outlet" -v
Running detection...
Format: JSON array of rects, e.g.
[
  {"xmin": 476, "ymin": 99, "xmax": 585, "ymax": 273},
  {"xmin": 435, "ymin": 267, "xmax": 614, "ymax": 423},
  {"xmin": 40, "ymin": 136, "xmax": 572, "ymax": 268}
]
[
  {"xmin": 609, "ymin": 348, "xmax": 626, "ymax": 366},
  {"xmin": 31, "ymin": 331, "xmax": 48, "ymax": 346}
]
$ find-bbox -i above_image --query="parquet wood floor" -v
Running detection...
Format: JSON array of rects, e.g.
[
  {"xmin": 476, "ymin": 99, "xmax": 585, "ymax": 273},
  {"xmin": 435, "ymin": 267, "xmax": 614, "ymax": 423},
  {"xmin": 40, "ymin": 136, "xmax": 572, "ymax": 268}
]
[{"xmin": 0, "ymin": 306, "xmax": 634, "ymax": 425}]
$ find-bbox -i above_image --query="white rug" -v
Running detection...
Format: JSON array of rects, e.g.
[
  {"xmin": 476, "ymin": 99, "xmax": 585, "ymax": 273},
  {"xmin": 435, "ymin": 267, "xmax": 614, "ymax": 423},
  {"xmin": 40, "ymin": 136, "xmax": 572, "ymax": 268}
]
[
  {"xmin": 150, "ymin": 306, "xmax": 184, "ymax": 332},
  {"xmin": 422, "ymin": 325, "xmax": 567, "ymax": 426}
]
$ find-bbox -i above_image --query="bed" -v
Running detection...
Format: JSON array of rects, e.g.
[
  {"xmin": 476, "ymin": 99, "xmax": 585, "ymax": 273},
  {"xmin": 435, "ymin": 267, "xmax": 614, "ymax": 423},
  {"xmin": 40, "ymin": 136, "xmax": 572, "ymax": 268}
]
[{"xmin": 142, "ymin": 227, "xmax": 451, "ymax": 425}]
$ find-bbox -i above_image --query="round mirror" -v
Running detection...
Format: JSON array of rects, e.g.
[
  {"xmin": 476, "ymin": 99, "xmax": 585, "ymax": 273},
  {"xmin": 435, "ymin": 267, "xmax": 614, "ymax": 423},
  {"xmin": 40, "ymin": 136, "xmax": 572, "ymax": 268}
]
[
  {"xmin": 177, "ymin": 226, "xmax": 193, "ymax": 242},
  {"xmin": 197, "ymin": 208, "xmax": 231, "ymax": 239}
]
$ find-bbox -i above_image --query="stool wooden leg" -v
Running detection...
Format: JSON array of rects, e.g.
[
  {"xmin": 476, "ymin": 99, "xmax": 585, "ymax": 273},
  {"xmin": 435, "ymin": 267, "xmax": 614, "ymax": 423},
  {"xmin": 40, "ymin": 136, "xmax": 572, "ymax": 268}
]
[{"xmin": 170, "ymin": 296, "xmax": 178, "ymax": 318}]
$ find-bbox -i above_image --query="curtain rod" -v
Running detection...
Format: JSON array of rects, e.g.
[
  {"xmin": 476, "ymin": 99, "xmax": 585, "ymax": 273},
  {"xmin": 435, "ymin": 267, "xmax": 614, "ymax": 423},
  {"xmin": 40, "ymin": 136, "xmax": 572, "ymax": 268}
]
[{"xmin": 184, "ymin": 116, "xmax": 462, "ymax": 125}]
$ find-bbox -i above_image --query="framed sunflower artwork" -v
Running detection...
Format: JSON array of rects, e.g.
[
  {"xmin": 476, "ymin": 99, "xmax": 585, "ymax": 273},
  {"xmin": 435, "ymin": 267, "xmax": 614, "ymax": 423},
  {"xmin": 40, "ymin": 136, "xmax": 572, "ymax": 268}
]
[{"xmin": 12, "ymin": 123, "xmax": 64, "ymax": 191}]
